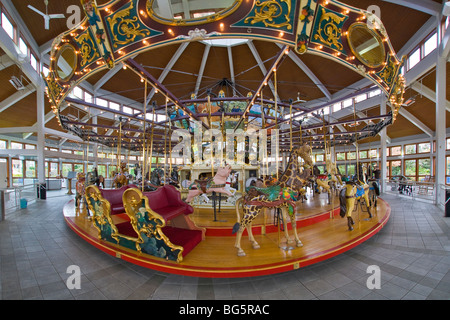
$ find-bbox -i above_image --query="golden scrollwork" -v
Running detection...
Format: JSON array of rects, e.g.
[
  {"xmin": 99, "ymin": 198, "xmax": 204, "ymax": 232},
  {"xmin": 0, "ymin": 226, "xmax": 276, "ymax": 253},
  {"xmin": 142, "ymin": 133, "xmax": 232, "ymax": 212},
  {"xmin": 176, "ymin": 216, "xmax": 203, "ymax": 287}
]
[
  {"xmin": 313, "ymin": 8, "xmax": 346, "ymax": 51},
  {"xmin": 46, "ymin": 76, "xmax": 63, "ymax": 102},
  {"xmin": 107, "ymin": 2, "xmax": 151, "ymax": 48},
  {"xmin": 75, "ymin": 32, "xmax": 100, "ymax": 67},
  {"xmin": 244, "ymin": 0, "xmax": 292, "ymax": 30}
]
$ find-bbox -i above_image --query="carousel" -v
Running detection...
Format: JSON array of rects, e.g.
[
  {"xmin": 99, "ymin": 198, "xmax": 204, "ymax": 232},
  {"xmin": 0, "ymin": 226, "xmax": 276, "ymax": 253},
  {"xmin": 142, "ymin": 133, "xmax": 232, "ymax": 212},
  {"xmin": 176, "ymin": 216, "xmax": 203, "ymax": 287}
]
[{"xmin": 53, "ymin": 0, "xmax": 403, "ymax": 278}]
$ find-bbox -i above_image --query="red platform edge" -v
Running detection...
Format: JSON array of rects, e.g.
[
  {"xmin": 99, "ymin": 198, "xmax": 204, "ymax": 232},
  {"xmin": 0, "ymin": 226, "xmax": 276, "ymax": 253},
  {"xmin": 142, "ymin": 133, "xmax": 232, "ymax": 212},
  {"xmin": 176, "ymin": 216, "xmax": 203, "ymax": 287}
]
[{"xmin": 64, "ymin": 199, "xmax": 391, "ymax": 278}]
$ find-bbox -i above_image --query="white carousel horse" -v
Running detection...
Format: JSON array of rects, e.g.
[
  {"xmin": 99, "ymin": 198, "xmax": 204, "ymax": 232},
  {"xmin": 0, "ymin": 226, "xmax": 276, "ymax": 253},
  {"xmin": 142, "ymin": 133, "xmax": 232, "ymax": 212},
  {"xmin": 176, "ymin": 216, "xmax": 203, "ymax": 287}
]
[{"xmin": 185, "ymin": 165, "xmax": 234, "ymax": 203}]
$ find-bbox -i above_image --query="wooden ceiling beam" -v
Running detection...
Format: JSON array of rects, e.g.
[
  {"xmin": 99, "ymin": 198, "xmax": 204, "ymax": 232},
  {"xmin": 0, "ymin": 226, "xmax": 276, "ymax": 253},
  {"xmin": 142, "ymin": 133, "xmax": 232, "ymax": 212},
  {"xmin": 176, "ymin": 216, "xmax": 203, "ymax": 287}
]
[
  {"xmin": 398, "ymin": 107, "xmax": 434, "ymax": 137},
  {"xmin": 0, "ymin": 84, "xmax": 35, "ymax": 113}
]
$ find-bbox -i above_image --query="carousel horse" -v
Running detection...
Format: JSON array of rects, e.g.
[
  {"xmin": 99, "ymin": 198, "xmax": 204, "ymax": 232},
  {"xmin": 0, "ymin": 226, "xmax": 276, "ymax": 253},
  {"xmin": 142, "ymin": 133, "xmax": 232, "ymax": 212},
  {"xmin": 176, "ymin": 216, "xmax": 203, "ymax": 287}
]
[
  {"xmin": 75, "ymin": 172, "xmax": 88, "ymax": 215},
  {"xmin": 339, "ymin": 163, "xmax": 372, "ymax": 231},
  {"xmin": 368, "ymin": 178, "xmax": 380, "ymax": 207},
  {"xmin": 87, "ymin": 168, "xmax": 105, "ymax": 189},
  {"xmin": 185, "ymin": 165, "xmax": 234, "ymax": 202},
  {"xmin": 112, "ymin": 162, "xmax": 129, "ymax": 188},
  {"xmin": 232, "ymin": 144, "xmax": 313, "ymax": 256}
]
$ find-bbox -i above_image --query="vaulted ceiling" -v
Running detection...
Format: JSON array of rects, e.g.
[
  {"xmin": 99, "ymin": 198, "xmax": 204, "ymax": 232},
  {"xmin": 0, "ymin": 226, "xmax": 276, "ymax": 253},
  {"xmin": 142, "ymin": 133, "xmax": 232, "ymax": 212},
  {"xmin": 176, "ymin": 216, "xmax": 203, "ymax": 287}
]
[{"xmin": 0, "ymin": 0, "xmax": 448, "ymax": 149}]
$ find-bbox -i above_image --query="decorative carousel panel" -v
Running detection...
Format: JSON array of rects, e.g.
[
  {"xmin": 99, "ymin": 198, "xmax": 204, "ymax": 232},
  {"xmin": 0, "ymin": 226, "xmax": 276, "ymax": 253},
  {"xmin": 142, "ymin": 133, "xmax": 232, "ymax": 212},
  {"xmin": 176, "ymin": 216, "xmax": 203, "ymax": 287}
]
[
  {"xmin": 105, "ymin": 0, "xmax": 163, "ymax": 52},
  {"xmin": 232, "ymin": 0, "xmax": 297, "ymax": 33}
]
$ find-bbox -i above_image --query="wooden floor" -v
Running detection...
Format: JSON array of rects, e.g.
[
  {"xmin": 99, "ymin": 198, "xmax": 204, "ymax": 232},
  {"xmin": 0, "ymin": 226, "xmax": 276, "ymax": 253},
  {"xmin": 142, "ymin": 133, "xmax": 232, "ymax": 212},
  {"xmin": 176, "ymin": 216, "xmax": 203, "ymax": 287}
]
[{"xmin": 63, "ymin": 192, "xmax": 390, "ymax": 278}]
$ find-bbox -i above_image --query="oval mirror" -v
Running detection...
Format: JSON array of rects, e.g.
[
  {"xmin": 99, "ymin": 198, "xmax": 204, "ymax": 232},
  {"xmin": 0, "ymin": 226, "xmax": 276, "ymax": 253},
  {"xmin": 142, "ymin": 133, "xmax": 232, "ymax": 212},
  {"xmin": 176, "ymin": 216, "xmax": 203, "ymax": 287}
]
[
  {"xmin": 348, "ymin": 23, "xmax": 385, "ymax": 68},
  {"xmin": 56, "ymin": 44, "xmax": 77, "ymax": 81},
  {"xmin": 147, "ymin": 0, "xmax": 238, "ymax": 26}
]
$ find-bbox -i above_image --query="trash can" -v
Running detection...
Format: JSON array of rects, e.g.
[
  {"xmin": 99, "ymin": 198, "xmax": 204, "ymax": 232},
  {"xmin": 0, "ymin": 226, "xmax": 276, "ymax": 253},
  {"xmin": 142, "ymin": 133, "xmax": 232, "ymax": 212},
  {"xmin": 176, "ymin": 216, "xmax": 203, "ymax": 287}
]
[
  {"xmin": 20, "ymin": 198, "xmax": 27, "ymax": 209},
  {"xmin": 37, "ymin": 183, "xmax": 47, "ymax": 200}
]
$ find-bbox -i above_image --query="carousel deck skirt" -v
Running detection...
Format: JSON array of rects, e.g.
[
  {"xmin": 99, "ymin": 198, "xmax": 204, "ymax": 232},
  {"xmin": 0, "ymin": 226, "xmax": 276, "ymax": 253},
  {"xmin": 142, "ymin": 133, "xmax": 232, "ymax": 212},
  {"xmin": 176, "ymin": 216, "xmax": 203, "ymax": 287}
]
[{"xmin": 63, "ymin": 193, "xmax": 390, "ymax": 278}]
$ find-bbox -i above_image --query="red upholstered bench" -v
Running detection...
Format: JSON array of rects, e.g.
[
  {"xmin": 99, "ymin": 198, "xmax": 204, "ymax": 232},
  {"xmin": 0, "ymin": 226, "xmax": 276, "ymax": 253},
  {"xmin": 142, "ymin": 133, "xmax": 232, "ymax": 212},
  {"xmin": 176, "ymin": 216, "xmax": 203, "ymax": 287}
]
[
  {"xmin": 144, "ymin": 184, "xmax": 194, "ymax": 222},
  {"xmin": 144, "ymin": 184, "xmax": 206, "ymax": 254},
  {"xmin": 100, "ymin": 184, "xmax": 138, "ymax": 215}
]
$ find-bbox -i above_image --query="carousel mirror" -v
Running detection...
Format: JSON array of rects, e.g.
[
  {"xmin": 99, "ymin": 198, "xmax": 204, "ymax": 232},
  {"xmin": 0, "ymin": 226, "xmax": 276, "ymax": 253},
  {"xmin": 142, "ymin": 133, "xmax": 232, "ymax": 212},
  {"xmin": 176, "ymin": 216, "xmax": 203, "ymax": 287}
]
[
  {"xmin": 147, "ymin": 0, "xmax": 237, "ymax": 25},
  {"xmin": 348, "ymin": 23, "xmax": 385, "ymax": 68},
  {"xmin": 56, "ymin": 44, "xmax": 77, "ymax": 81}
]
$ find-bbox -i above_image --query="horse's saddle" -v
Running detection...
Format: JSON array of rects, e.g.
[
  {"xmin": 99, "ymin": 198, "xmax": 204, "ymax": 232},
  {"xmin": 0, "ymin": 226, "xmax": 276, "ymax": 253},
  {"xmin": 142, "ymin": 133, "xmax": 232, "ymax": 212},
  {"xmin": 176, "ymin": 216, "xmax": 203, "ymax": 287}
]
[{"xmin": 191, "ymin": 178, "xmax": 225, "ymax": 193}]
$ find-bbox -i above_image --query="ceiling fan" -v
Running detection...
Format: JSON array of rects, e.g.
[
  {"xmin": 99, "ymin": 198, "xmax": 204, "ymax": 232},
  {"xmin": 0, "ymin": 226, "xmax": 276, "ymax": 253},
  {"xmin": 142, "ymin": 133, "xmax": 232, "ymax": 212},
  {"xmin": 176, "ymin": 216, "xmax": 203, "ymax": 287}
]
[
  {"xmin": 293, "ymin": 92, "xmax": 307, "ymax": 104},
  {"xmin": 27, "ymin": 0, "xmax": 65, "ymax": 30}
]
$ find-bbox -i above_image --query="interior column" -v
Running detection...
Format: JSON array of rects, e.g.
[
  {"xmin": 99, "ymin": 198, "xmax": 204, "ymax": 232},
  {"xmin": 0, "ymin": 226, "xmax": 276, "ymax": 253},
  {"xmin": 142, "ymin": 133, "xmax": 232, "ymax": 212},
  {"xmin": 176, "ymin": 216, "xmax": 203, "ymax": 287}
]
[{"xmin": 379, "ymin": 96, "xmax": 388, "ymax": 193}]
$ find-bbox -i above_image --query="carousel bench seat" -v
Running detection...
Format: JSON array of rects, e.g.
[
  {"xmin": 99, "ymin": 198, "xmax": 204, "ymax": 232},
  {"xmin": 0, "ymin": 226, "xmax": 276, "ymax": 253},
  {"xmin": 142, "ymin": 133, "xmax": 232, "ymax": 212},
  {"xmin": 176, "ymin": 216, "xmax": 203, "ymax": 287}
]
[
  {"xmin": 85, "ymin": 185, "xmax": 205, "ymax": 262},
  {"xmin": 100, "ymin": 184, "xmax": 138, "ymax": 215},
  {"xmin": 144, "ymin": 184, "xmax": 194, "ymax": 222}
]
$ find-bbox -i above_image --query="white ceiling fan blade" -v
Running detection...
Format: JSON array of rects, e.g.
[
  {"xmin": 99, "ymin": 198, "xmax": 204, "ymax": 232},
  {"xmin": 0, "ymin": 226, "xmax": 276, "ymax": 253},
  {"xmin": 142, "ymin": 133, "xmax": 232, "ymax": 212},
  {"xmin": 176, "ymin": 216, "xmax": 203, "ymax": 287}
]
[
  {"xmin": 27, "ymin": 5, "xmax": 46, "ymax": 18},
  {"xmin": 48, "ymin": 14, "xmax": 66, "ymax": 19}
]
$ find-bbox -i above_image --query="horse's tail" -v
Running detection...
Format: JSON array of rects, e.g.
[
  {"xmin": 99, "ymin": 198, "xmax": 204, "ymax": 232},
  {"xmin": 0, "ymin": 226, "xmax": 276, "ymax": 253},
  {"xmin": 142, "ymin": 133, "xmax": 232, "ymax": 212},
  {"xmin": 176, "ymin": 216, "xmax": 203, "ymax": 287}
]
[
  {"xmin": 232, "ymin": 197, "xmax": 244, "ymax": 234},
  {"xmin": 339, "ymin": 188, "xmax": 347, "ymax": 218}
]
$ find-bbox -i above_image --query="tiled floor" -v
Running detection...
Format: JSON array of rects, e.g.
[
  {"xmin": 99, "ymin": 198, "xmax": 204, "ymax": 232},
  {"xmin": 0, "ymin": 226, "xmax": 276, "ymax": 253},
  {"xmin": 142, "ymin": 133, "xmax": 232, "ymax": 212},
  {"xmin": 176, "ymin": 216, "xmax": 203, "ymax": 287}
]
[{"xmin": 1, "ymin": 192, "xmax": 449, "ymax": 300}]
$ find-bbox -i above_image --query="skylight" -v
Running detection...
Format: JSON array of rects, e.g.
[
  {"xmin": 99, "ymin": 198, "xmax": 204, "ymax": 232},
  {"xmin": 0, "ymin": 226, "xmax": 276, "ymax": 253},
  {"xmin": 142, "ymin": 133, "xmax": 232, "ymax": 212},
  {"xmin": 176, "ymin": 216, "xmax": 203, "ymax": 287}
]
[{"xmin": 201, "ymin": 38, "xmax": 248, "ymax": 47}]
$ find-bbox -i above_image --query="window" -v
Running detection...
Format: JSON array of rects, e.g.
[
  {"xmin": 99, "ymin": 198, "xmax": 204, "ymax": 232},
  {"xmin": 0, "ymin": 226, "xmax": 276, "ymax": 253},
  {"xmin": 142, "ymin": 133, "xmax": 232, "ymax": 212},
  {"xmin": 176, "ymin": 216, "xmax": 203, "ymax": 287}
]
[
  {"xmin": 0, "ymin": 140, "xmax": 6, "ymax": 149},
  {"xmin": 123, "ymin": 106, "xmax": 133, "ymax": 114},
  {"xmin": 73, "ymin": 163, "xmax": 84, "ymax": 173},
  {"xmin": 359, "ymin": 150, "xmax": 368, "ymax": 159},
  {"xmin": 73, "ymin": 86, "xmax": 84, "ymax": 99},
  {"xmin": 30, "ymin": 54, "xmax": 38, "ymax": 71},
  {"xmin": 347, "ymin": 164, "xmax": 355, "ymax": 176},
  {"xmin": 347, "ymin": 152, "xmax": 356, "ymax": 160},
  {"xmin": 18, "ymin": 37, "xmax": 28, "ymax": 55},
  {"xmin": 98, "ymin": 165, "xmax": 106, "ymax": 177},
  {"xmin": 389, "ymin": 160, "xmax": 402, "ymax": 177},
  {"xmin": 369, "ymin": 149, "xmax": 378, "ymax": 159},
  {"xmin": 424, "ymin": 32, "xmax": 437, "ymax": 57},
  {"xmin": 315, "ymin": 154, "xmax": 324, "ymax": 162},
  {"xmin": 84, "ymin": 91, "xmax": 93, "ymax": 103},
  {"xmin": 109, "ymin": 102, "xmax": 120, "ymax": 111},
  {"xmin": 342, "ymin": 99, "xmax": 353, "ymax": 108},
  {"xmin": 404, "ymin": 159, "xmax": 417, "ymax": 179},
  {"xmin": 355, "ymin": 94, "xmax": 367, "ymax": 103},
  {"xmin": 10, "ymin": 142, "xmax": 23, "ymax": 149},
  {"xmin": 418, "ymin": 158, "xmax": 431, "ymax": 178},
  {"xmin": 47, "ymin": 162, "xmax": 59, "ymax": 177},
  {"xmin": 12, "ymin": 159, "xmax": 23, "ymax": 177},
  {"xmin": 390, "ymin": 146, "xmax": 402, "ymax": 156},
  {"xmin": 332, "ymin": 103, "xmax": 342, "ymax": 113},
  {"xmin": 96, "ymin": 98, "xmax": 108, "ymax": 107},
  {"xmin": 1, "ymin": 13, "xmax": 15, "ymax": 40},
  {"xmin": 42, "ymin": 65, "xmax": 49, "ymax": 77},
  {"xmin": 418, "ymin": 142, "xmax": 431, "ymax": 153},
  {"xmin": 369, "ymin": 89, "xmax": 381, "ymax": 98},
  {"xmin": 405, "ymin": 144, "xmax": 416, "ymax": 155},
  {"xmin": 109, "ymin": 165, "xmax": 117, "ymax": 177},
  {"xmin": 336, "ymin": 152, "xmax": 346, "ymax": 161},
  {"xmin": 62, "ymin": 163, "xmax": 73, "ymax": 177},
  {"xmin": 25, "ymin": 160, "xmax": 36, "ymax": 178},
  {"xmin": 408, "ymin": 48, "xmax": 421, "ymax": 70}
]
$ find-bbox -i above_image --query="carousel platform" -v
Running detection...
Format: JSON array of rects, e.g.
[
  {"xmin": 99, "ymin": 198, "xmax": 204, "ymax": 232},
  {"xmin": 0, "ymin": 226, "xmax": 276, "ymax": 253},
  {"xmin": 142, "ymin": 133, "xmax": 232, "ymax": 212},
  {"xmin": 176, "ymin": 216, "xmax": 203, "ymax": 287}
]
[{"xmin": 63, "ymin": 192, "xmax": 390, "ymax": 278}]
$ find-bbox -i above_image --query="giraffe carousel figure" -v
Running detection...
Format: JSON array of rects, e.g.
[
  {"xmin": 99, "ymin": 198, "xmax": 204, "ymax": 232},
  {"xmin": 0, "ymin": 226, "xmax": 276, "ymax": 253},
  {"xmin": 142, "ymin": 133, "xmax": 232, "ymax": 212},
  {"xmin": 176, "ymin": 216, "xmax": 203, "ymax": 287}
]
[{"xmin": 232, "ymin": 143, "xmax": 313, "ymax": 256}]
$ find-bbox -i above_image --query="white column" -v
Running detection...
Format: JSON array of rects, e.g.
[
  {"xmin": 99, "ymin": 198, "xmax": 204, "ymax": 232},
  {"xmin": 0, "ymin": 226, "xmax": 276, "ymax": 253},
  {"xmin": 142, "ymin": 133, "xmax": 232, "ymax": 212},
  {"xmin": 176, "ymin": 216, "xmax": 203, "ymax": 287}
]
[
  {"xmin": 36, "ymin": 83, "xmax": 46, "ymax": 185},
  {"xmin": 380, "ymin": 96, "xmax": 388, "ymax": 193},
  {"xmin": 435, "ymin": 55, "xmax": 446, "ymax": 206},
  {"xmin": 436, "ymin": 12, "xmax": 447, "ymax": 207}
]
